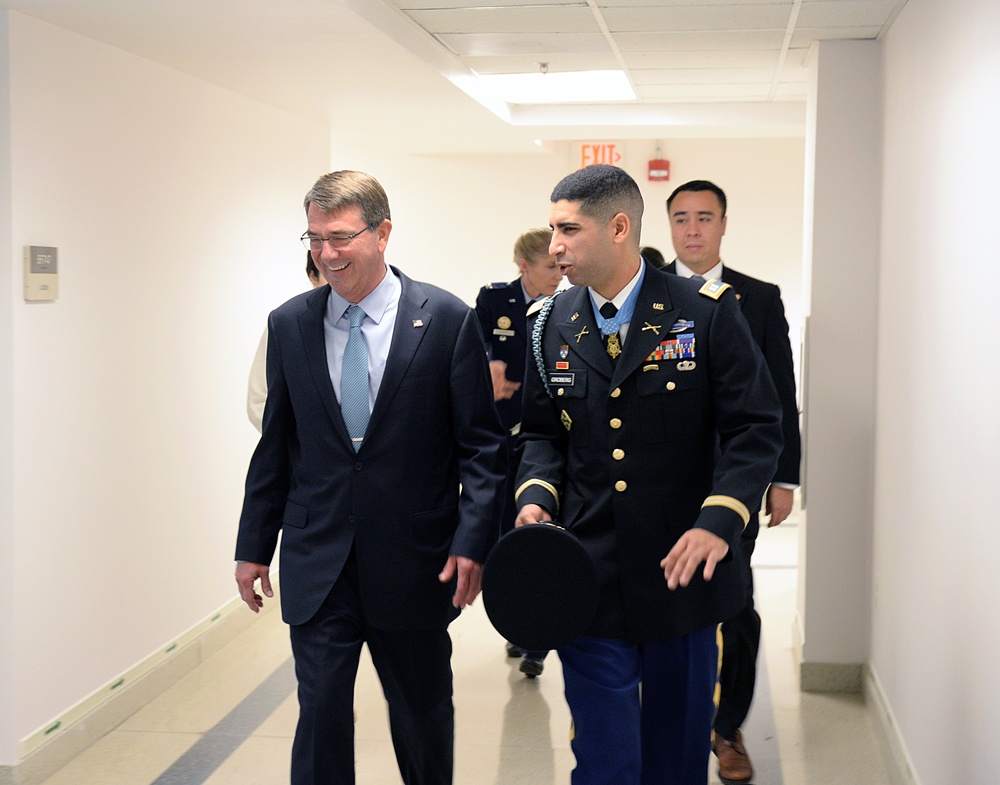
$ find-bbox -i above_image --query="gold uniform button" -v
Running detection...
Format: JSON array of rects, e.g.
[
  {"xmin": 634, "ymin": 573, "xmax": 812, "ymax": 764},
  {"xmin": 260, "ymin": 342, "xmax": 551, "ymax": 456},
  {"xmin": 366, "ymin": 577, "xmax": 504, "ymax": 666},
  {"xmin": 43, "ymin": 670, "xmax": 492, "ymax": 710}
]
[
  {"xmin": 665, "ymin": 381, "xmax": 676, "ymax": 391},
  {"xmin": 615, "ymin": 480, "xmax": 627, "ymax": 492},
  {"xmin": 612, "ymin": 449, "xmax": 625, "ymax": 460},
  {"xmin": 557, "ymin": 388, "xmax": 565, "ymax": 396},
  {"xmin": 609, "ymin": 418, "xmax": 622, "ymax": 429},
  {"xmin": 610, "ymin": 387, "xmax": 621, "ymax": 398}
]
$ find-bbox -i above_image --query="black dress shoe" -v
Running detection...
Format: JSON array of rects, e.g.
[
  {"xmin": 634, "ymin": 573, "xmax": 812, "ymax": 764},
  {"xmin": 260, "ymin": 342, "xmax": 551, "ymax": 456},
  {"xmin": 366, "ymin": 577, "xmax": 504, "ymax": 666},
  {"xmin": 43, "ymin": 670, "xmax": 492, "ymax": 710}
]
[
  {"xmin": 519, "ymin": 657, "xmax": 544, "ymax": 678},
  {"xmin": 506, "ymin": 641, "xmax": 525, "ymax": 658}
]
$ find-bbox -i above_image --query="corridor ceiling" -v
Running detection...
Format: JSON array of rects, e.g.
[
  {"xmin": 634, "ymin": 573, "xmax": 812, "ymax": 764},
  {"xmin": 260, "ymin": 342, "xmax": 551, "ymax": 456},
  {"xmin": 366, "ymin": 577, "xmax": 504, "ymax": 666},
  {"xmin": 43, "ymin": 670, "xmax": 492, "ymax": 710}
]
[{"xmin": 2, "ymin": 0, "xmax": 907, "ymax": 153}]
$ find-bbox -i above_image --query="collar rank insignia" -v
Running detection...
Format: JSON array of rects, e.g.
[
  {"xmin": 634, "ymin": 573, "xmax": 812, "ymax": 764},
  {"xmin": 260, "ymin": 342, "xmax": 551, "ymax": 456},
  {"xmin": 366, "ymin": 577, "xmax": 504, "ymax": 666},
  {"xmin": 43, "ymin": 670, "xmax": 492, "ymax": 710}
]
[{"xmin": 698, "ymin": 279, "xmax": 731, "ymax": 300}]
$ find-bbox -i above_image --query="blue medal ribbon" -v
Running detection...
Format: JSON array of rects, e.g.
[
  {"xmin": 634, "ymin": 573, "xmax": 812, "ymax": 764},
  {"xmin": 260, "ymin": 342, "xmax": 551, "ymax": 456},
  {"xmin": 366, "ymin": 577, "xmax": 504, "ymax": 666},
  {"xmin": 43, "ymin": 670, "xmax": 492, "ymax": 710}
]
[{"xmin": 590, "ymin": 263, "xmax": 645, "ymax": 336}]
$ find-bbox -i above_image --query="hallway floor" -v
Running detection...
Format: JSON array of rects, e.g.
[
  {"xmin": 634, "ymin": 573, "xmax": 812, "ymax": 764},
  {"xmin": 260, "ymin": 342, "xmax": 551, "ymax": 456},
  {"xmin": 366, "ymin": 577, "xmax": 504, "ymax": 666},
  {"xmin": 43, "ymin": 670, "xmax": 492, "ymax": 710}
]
[{"xmin": 37, "ymin": 523, "xmax": 896, "ymax": 784}]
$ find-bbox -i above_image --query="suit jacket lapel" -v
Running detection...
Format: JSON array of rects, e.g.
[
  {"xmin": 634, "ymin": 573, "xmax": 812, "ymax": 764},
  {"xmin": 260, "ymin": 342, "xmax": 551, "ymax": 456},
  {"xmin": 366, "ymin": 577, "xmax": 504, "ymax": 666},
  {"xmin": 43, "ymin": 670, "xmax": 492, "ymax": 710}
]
[
  {"xmin": 366, "ymin": 268, "xmax": 431, "ymax": 439},
  {"xmin": 722, "ymin": 266, "xmax": 748, "ymax": 310}
]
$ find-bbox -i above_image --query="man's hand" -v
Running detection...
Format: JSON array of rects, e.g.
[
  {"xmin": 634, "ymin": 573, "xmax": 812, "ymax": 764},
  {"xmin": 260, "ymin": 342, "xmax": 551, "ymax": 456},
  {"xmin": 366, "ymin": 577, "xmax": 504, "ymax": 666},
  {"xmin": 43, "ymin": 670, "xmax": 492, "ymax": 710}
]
[
  {"xmin": 439, "ymin": 555, "xmax": 483, "ymax": 609},
  {"xmin": 489, "ymin": 359, "xmax": 521, "ymax": 401},
  {"xmin": 235, "ymin": 561, "xmax": 273, "ymax": 613},
  {"xmin": 765, "ymin": 485, "xmax": 794, "ymax": 528},
  {"xmin": 660, "ymin": 530, "xmax": 730, "ymax": 590},
  {"xmin": 514, "ymin": 503, "xmax": 552, "ymax": 528}
]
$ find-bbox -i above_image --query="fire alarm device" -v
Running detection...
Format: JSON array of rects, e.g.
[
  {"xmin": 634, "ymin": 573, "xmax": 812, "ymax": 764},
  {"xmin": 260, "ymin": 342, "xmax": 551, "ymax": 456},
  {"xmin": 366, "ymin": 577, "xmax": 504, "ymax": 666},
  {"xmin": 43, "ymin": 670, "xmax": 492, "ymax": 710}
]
[
  {"xmin": 648, "ymin": 159, "xmax": 670, "ymax": 182},
  {"xmin": 24, "ymin": 246, "xmax": 59, "ymax": 301}
]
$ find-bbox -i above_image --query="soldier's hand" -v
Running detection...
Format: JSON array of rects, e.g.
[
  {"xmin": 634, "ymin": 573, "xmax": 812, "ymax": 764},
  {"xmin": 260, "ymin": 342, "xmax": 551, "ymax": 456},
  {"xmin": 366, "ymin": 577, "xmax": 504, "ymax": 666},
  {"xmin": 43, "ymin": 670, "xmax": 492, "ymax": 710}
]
[
  {"xmin": 514, "ymin": 504, "xmax": 552, "ymax": 528},
  {"xmin": 660, "ymin": 530, "xmax": 729, "ymax": 590}
]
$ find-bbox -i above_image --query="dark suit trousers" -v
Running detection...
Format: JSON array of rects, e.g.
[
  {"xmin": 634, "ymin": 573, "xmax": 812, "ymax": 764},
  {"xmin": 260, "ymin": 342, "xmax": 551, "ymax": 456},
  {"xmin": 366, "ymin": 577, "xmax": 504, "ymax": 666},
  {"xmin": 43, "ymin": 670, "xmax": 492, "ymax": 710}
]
[
  {"xmin": 288, "ymin": 550, "xmax": 455, "ymax": 785},
  {"xmin": 714, "ymin": 516, "xmax": 762, "ymax": 739}
]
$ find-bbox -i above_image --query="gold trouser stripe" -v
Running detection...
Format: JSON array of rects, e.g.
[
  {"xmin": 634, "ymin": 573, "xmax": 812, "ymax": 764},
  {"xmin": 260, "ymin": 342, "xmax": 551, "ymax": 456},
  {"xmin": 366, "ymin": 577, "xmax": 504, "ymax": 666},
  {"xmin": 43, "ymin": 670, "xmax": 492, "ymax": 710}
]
[
  {"xmin": 514, "ymin": 479, "xmax": 559, "ymax": 509},
  {"xmin": 713, "ymin": 623, "xmax": 723, "ymax": 744},
  {"xmin": 702, "ymin": 495, "xmax": 750, "ymax": 527}
]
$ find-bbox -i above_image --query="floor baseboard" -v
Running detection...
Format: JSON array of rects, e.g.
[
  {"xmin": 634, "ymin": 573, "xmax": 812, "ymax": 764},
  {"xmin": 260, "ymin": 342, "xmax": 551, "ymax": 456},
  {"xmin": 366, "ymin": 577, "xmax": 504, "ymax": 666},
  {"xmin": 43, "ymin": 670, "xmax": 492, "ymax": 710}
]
[{"xmin": 7, "ymin": 594, "xmax": 270, "ymax": 785}]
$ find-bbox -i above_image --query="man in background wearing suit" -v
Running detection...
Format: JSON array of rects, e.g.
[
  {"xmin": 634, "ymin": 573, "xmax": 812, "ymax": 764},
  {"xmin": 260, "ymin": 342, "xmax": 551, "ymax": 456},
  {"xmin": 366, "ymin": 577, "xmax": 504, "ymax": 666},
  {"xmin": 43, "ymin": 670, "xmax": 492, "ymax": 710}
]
[
  {"xmin": 234, "ymin": 170, "xmax": 507, "ymax": 785},
  {"xmin": 666, "ymin": 179, "xmax": 802, "ymax": 784}
]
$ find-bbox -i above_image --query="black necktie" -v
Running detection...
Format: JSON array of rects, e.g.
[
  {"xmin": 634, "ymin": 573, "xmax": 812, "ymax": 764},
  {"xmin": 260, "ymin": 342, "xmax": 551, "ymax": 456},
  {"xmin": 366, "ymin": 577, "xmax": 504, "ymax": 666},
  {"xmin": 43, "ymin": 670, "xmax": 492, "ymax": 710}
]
[{"xmin": 600, "ymin": 302, "xmax": 621, "ymax": 359}]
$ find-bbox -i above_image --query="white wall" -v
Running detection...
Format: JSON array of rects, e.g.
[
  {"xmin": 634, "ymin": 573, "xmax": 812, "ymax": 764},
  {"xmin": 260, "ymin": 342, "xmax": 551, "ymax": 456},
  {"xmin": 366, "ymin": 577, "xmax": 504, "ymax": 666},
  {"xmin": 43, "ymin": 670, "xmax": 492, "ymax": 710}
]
[
  {"xmin": 2, "ymin": 12, "xmax": 329, "ymax": 762},
  {"xmin": 874, "ymin": 0, "xmax": 1000, "ymax": 782},
  {"xmin": 1, "ymin": 9, "xmax": 17, "ymax": 769}
]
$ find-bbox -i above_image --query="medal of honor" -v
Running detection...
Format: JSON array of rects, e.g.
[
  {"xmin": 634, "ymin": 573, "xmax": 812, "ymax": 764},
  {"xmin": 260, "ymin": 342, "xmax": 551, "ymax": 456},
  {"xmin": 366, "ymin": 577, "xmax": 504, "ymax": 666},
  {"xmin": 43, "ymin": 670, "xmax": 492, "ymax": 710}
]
[{"xmin": 606, "ymin": 332, "xmax": 622, "ymax": 359}]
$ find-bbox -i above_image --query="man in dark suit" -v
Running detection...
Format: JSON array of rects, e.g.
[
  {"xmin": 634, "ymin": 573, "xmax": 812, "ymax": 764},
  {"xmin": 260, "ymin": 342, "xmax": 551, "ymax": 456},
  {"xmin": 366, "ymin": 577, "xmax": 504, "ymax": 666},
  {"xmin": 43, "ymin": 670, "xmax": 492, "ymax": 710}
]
[
  {"xmin": 516, "ymin": 165, "xmax": 782, "ymax": 785},
  {"xmin": 234, "ymin": 170, "xmax": 507, "ymax": 785},
  {"xmin": 666, "ymin": 179, "xmax": 801, "ymax": 784}
]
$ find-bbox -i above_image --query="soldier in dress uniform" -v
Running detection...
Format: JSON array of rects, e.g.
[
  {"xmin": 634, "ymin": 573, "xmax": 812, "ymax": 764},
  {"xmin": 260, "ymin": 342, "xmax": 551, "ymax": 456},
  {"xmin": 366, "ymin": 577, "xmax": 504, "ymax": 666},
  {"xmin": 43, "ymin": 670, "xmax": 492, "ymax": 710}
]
[
  {"xmin": 474, "ymin": 227, "xmax": 562, "ymax": 677},
  {"xmin": 515, "ymin": 165, "xmax": 783, "ymax": 785}
]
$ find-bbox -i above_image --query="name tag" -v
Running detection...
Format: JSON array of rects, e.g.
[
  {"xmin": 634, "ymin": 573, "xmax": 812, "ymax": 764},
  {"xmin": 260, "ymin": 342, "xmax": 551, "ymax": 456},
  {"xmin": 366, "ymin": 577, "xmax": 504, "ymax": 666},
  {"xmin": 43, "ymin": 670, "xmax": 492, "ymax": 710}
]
[{"xmin": 549, "ymin": 372, "xmax": 575, "ymax": 386}]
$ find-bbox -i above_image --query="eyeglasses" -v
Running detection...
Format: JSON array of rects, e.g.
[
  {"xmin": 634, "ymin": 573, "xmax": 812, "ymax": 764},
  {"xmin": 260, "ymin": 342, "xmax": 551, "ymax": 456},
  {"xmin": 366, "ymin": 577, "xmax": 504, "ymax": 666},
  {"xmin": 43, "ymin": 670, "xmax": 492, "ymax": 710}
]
[{"xmin": 301, "ymin": 225, "xmax": 372, "ymax": 251}]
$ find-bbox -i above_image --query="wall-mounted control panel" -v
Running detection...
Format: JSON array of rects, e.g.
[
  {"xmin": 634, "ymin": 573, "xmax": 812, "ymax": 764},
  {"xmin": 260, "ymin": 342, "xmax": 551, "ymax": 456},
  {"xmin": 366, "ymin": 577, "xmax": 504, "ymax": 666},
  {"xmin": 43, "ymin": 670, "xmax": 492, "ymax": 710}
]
[{"xmin": 24, "ymin": 246, "xmax": 59, "ymax": 302}]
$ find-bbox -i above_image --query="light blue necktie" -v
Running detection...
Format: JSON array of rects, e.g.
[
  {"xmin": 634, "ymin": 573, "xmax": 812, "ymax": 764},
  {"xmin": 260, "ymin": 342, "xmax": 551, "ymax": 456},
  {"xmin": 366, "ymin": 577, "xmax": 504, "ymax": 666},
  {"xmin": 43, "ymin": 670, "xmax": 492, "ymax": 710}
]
[{"xmin": 341, "ymin": 304, "xmax": 370, "ymax": 451}]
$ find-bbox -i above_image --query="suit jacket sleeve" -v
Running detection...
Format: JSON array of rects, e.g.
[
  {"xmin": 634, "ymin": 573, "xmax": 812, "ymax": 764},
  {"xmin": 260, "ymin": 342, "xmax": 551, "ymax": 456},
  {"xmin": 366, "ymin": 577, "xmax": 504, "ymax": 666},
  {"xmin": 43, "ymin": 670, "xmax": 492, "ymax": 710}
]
[
  {"xmin": 449, "ymin": 307, "xmax": 509, "ymax": 562},
  {"xmin": 697, "ymin": 290, "xmax": 783, "ymax": 547},
  {"xmin": 236, "ymin": 312, "xmax": 294, "ymax": 564},
  {"xmin": 759, "ymin": 285, "xmax": 801, "ymax": 486}
]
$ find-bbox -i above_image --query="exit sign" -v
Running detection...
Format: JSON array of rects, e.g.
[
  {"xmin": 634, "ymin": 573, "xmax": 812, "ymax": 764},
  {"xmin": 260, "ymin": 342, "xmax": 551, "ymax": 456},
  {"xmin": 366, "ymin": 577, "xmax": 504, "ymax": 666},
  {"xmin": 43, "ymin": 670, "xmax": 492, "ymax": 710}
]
[{"xmin": 578, "ymin": 142, "xmax": 623, "ymax": 169}]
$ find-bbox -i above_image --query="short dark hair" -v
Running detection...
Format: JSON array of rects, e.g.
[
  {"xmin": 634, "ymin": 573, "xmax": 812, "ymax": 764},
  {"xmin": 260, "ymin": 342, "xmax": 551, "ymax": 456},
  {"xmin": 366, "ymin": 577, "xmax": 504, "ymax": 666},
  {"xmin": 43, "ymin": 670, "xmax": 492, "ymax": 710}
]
[
  {"xmin": 666, "ymin": 180, "xmax": 727, "ymax": 217},
  {"xmin": 551, "ymin": 164, "xmax": 644, "ymax": 237},
  {"xmin": 306, "ymin": 250, "xmax": 321, "ymax": 283}
]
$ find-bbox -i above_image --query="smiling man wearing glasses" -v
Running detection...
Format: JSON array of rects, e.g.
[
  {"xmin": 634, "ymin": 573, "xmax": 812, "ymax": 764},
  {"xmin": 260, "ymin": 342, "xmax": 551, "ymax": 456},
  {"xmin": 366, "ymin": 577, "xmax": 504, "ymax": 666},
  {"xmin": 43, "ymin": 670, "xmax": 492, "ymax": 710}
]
[{"xmin": 235, "ymin": 170, "xmax": 507, "ymax": 785}]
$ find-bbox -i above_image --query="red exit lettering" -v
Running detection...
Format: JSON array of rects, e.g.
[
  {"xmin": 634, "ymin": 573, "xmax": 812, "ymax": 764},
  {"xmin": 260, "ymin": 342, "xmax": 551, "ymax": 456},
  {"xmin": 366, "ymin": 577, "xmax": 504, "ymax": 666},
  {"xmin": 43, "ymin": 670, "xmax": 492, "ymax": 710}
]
[{"xmin": 580, "ymin": 143, "xmax": 623, "ymax": 168}]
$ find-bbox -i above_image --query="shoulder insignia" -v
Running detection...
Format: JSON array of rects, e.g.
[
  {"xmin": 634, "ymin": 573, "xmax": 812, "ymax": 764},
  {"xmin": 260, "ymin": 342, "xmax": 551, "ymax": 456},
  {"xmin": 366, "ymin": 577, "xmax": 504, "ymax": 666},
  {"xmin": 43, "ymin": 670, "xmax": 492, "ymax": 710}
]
[
  {"xmin": 699, "ymin": 278, "xmax": 732, "ymax": 300},
  {"xmin": 527, "ymin": 299, "xmax": 546, "ymax": 318}
]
